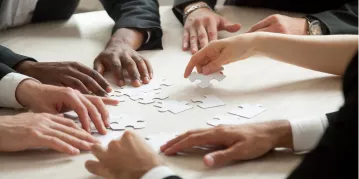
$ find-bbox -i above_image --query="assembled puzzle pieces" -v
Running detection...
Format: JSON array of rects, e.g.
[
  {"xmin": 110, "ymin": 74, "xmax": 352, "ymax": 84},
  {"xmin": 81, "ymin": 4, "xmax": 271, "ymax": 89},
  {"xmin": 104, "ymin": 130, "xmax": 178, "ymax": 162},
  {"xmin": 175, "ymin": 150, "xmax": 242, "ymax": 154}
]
[
  {"xmin": 128, "ymin": 90, "xmax": 169, "ymax": 104},
  {"xmin": 188, "ymin": 72, "xmax": 226, "ymax": 88},
  {"xmin": 145, "ymin": 132, "xmax": 178, "ymax": 153},
  {"xmin": 114, "ymin": 78, "xmax": 173, "ymax": 96},
  {"xmin": 229, "ymin": 104, "xmax": 267, "ymax": 118},
  {"xmin": 192, "ymin": 95, "xmax": 225, "ymax": 108},
  {"xmin": 207, "ymin": 114, "xmax": 247, "ymax": 126},
  {"xmin": 154, "ymin": 100, "xmax": 193, "ymax": 114},
  {"xmin": 109, "ymin": 114, "xmax": 146, "ymax": 130}
]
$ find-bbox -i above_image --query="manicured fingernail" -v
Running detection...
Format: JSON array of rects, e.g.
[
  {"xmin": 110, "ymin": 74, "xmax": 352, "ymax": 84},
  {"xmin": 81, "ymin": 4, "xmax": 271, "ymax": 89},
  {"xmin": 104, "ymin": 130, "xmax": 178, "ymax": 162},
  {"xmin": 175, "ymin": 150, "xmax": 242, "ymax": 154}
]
[
  {"xmin": 203, "ymin": 66, "xmax": 210, "ymax": 74},
  {"xmin": 183, "ymin": 43, "xmax": 188, "ymax": 48},
  {"xmin": 72, "ymin": 148, "xmax": 80, "ymax": 155},
  {"xmin": 106, "ymin": 86, "xmax": 112, "ymax": 93},
  {"xmin": 205, "ymin": 155, "xmax": 215, "ymax": 167},
  {"xmin": 144, "ymin": 77, "xmax": 150, "ymax": 82}
]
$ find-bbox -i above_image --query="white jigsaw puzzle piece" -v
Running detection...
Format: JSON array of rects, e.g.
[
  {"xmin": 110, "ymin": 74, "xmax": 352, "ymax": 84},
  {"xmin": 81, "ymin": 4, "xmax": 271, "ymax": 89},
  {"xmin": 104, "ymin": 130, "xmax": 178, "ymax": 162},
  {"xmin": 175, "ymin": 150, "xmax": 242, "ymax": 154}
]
[
  {"xmin": 109, "ymin": 114, "xmax": 146, "ymax": 130},
  {"xmin": 191, "ymin": 95, "xmax": 225, "ymax": 108},
  {"xmin": 188, "ymin": 71, "xmax": 226, "ymax": 88},
  {"xmin": 207, "ymin": 114, "xmax": 247, "ymax": 126},
  {"xmin": 145, "ymin": 133, "xmax": 178, "ymax": 153},
  {"xmin": 229, "ymin": 104, "xmax": 267, "ymax": 118},
  {"xmin": 154, "ymin": 100, "xmax": 193, "ymax": 114},
  {"xmin": 108, "ymin": 94, "xmax": 127, "ymax": 102}
]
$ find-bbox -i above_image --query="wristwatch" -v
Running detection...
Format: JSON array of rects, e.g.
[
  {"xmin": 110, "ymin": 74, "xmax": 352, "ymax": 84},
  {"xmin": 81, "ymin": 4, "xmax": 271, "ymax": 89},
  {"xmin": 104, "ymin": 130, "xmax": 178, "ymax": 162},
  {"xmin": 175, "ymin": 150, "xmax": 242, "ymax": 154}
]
[
  {"xmin": 304, "ymin": 16, "xmax": 327, "ymax": 35},
  {"xmin": 183, "ymin": 3, "xmax": 213, "ymax": 22}
]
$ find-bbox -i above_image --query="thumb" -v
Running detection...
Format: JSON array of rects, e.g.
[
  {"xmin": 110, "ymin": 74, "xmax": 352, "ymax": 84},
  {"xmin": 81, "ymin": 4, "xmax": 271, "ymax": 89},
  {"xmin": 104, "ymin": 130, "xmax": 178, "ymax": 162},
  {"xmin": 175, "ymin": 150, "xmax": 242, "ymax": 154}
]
[
  {"xmin": 94, "ymin": 60, "xmax": 105, "ymax": 76},
  {"xmin": 202, "ymin": 51, "xmax": 228, "ymax": 75},
  {"xmin": 85, "ymin": 160, "xmax": 112, "ymax": 178},
  {"xmin": 203, "ymin": 147, "xmax": 236, "ymax": 167},
  {"xmin": 219, "ymin": 17, "xmax": 241, "ymax": 32}
]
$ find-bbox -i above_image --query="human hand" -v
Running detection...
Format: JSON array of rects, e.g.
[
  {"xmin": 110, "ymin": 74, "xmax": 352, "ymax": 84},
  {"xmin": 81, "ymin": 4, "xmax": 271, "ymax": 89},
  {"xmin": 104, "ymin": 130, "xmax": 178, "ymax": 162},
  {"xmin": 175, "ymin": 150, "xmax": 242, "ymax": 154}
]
[
  {"xmin": 85, "ymin": 130, "xmax": 163, "ymax": 179},
  {"xmin": 15, "ymin": 61, "xmax": 111, "ymax": 96},
  {"xmin": 161, "ymin": 121, "xmax": 293, "ymax": 167},
  {"xmin": 183, "ymin": 2, "xmax": 241, "ymax": 54},
  {"xmin": 248, "ymin": 14, "xmax": 307, "ymax": 35},
  {"xmin": 15, "ymin": 80, "xmax": 119, "ymax": 134},
  {"xmin": 94, "ymin": 28, "xmax": 153, "ymax": 87},
  {"xmin": 184, "ymin": 33, "xmax": 258, "ymax": 77},
  {"xmin": 0, "ymin": 113, "xmax": 99, "ymax": 155}
]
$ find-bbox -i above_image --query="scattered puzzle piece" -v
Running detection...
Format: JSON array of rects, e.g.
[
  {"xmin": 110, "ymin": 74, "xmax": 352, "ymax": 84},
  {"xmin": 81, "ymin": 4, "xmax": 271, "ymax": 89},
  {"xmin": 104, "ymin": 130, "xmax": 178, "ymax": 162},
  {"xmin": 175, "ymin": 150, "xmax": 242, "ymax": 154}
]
[
  {"xmin": 229, "ymin": 104, "xmax": 267, "ymax": 118},
  {"xmin": 191, "ymin": 95, "xmax": 225, "ymax": 108},
  {"xmin": 207, "ymin": 114, "xmax": 247, "ymax": 126},
  {"xmin": 109, "ymin": 115, "xmax": 146, "ymax": 130},
  {"xmin": 188, "ymin": 71, "xmax": 226, "ymax": 88},
  {"xmin": 145, "ymin": 133, "xmax": 178, "ymax": 153},
  {"xmin": 154, "ymin": 100, "xmax": 193, "ymax": 114}
]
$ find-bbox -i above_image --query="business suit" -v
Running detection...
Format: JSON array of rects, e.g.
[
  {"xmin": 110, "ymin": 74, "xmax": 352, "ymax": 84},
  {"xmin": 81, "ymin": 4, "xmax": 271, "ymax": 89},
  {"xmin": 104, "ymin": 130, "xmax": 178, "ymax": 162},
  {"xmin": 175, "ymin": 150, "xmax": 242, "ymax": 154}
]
[
  {"xmin": 288, "ymin": 54, "xmax": 358, "ymax": 179},
  {"xmin": 0, "ymin": 0, "xmax": 162, "ymax": 80},
  {"xmin": 173, "ymin": 0, "xmax": 358, "ymax": 34}
]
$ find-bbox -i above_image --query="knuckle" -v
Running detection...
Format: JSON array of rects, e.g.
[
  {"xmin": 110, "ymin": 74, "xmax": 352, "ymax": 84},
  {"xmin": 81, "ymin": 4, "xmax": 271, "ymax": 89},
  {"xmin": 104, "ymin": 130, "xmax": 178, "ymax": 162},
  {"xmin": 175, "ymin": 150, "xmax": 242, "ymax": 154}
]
[
  {"xmin": 198, "ymin": 33, "xmax": 207, "ymax": 40},
  {"xmin": 108, "ymin": 140, "xmax": 119, "ymax": 150},
  {"xmin": 216, "ymin": 126, "xmax": 227, "ymax": 134},
  {"xmin": 193, "ymin": 19, "xmax": 201, "ymax": 26},
  {"xmin": 190, "ymin": 36, "xmax": 197, "ymax": 41}
]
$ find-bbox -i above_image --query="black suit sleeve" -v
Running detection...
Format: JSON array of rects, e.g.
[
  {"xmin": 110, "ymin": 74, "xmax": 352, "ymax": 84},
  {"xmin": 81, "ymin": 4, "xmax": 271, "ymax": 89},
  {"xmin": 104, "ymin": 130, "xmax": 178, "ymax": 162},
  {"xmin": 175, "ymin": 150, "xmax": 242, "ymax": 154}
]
[
  {"xmin": 173, "ymin": 0, "xmax": 217, "ymax": 25},
  {"xmin": 0, "ymin": 62, "xmax": 16, "ymax": 80},
  {"xmin": 100, "ymin": 0, "xmax": 163, "ymax": 50},
  {"xmin": 287, "ymin": 54, "xmax": 358, "ymax": 179},
  {"xmin": 164, "ymin": 176, "xmax": 182, "ymax": 179},
  {"xmin": 0, "ymin": 45, "xmax": 36, "ymax": 72},
  {"xmin": 306, "ymin": 1, "xmax": 358, "ymax": 35}
]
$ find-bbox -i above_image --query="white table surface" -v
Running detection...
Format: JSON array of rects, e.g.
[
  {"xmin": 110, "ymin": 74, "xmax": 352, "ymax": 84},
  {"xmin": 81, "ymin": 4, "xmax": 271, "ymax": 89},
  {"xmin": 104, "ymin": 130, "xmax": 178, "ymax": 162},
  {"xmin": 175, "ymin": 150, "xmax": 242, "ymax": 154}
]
[{"xmin": 0, "ymin": 6, "xmax": 343, "ymax": 179}]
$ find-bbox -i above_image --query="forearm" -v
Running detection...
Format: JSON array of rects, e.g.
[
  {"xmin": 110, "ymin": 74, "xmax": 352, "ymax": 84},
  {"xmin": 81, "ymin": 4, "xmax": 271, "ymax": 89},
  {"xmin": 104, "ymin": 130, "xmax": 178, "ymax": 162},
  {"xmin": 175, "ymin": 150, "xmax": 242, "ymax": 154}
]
[{"xmin": 253, "ymin": 33, "xmax": 358, "ymax": 76}]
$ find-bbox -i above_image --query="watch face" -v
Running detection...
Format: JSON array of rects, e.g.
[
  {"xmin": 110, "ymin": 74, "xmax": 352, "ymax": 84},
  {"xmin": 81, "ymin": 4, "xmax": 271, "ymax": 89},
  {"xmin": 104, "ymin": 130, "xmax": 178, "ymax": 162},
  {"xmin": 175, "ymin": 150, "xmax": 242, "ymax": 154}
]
[{"xmin": 309, "ymin": 20, "xmax": 323, "ymax": 35}]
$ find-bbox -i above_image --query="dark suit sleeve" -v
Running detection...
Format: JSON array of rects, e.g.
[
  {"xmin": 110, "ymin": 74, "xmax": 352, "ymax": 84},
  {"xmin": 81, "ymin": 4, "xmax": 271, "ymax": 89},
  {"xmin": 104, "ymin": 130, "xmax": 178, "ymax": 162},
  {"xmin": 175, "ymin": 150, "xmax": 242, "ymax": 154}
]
[
  {"xmin": 173, "ymin": 0, "xmax": 217, "ymax": 25},
  {"xmin": 325, "ymin": 111, "xmax": 338, "ymax": 125},
  {"xmin": 287, "ymin": 54, "xmax": 358, "ymax": 179},
  {"xmin": 164, "ymin": 176, "xmax": 182, "ymax": 179},
  {"xmin": 0, "ymin": 62, "xmax": 16, "ymax": 80},
  {"xmin": 306, "ymin": 1, "xmax": 358, "ymax": 35},
  {"xmin": 99, "ymin": 0, "xmax": 163, "ymax": 50},
  {"xmin": 0, "ymin": 45, "xmax": 36, "ymax": 70}
]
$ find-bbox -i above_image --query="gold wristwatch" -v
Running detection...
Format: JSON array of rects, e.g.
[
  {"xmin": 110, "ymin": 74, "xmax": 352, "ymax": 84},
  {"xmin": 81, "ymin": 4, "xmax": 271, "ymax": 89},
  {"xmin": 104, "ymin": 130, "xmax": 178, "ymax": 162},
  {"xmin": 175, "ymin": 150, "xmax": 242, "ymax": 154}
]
[{"xmin": 183, "ymin": 3, "xmax": 212, "ymax": 22}]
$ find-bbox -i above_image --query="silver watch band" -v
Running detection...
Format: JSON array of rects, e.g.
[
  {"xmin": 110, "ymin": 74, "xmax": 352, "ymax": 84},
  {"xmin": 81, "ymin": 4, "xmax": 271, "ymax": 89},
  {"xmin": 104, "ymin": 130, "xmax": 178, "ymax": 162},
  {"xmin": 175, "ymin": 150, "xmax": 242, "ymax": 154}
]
[{"xmin": 183, "ymin": 4, "xmax": 212, "ymax": 22}]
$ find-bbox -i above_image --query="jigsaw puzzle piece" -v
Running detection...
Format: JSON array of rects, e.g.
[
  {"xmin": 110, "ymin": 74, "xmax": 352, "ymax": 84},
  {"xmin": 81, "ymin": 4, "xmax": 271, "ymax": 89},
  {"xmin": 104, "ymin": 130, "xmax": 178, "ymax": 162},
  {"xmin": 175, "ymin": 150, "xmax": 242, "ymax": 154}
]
[
  {"xmin": 229, "ymin": 104, "xmax": 267, "ymax": 118},
  {"xmin": 191, "ymin": 95, "xmax": 225, "ymax": 108},
  {"xmin": 154, "ymin": 100, "xmax": 193, "ymax": 114},
  {"xmin": 109, "ymin": 115, "xmax": 146, "ymax": 130},
  {"xmin": 145, "ymin": 133, "xmax": 178, "ymax": 153},
  {"xmin": 188, "ymin": 70, "xmax": 226, "ymax": 88},
  {"xmin": 115, "ymin": 78, "xmax": 173, "ymax": 96},
  {"xmin": 128, "ymin": 90, "xmax": 169, "ymax": 104},
  {"xmin": 207, "ymin": 114, "xmax": 247, "ymax": 126}
]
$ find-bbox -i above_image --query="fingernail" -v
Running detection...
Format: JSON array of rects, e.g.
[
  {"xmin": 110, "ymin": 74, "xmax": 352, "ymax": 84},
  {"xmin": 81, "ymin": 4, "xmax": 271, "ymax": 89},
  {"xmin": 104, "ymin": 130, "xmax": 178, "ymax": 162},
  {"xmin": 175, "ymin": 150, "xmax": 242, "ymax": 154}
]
[
  {"xmin": 119, "ymin": 80, "xmax": 125, "ymax": 86},
  {"xmin": 144, "ymin": 77, "xmax": 150, "ymax": 82},
  {"xmin": 106, "ymin": 86, "xmax": 112, "ymax": 93},
  {"xmin": 203, "ymin": 66, "xmax": 210, "ymax": 74},
  {"xmin": 183, "ymin": 43, "xmax": 188, "ymax": 48},
  {"xmin": 205, "ymin": 155, "xmax": 215, "ymax": 167},
  {"xmin": 72, "ymin": 148, "xmax": 80, "ymax": 155},
  {"xmin": 150, "ymin": 73, "xmax": 153, "ymax": 79}
]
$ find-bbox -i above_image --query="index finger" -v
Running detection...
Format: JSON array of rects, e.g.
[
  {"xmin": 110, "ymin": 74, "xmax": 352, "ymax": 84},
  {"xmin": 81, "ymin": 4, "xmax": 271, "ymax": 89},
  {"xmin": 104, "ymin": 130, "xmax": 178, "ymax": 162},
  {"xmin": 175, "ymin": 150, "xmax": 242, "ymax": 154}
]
[
  {"xmin": 184, "ymin": 47, "xmax": 209, "ymax": 78},
  {"xmin": 163, "ymin": 131, "xmax": 218, "ymax": 155},
  {"xmin": 248, "ymin": 17, "xmax": 273, "ymax": 33},
  {"xmin": 75, "ymin": 63, "xmax": 111, "ymax": 94}
]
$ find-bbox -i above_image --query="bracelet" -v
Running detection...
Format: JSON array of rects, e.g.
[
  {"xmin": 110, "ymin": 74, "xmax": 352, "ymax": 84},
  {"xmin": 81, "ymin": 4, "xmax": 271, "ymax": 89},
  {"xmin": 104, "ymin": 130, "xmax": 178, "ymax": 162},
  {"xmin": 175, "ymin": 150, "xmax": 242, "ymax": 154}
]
[{"xmin": 183, "ymin": 3, "xmax": 213, "ymax": 22}]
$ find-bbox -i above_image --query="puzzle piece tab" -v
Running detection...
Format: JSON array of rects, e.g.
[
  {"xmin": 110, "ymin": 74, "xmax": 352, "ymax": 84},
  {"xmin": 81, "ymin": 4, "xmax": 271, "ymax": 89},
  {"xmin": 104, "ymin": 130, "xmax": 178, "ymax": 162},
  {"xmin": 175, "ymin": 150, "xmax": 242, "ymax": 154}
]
[
  {"xmin": 191, "ymin": 95, "xmax": 225, "ymax": 108},
  {"xmin": 229, "ymin": 104, "xmax": 267, "ymax": 118},
  {"xmin": 207, "ymin": 114, "xmax": 247, "ymax": 126},
  {"xmin": 154, "ymin": 100, "xmax": 193, "ymax": 114},
  {"xmin": 188, "ymin": 72, "xmax": 226, "ymax": 88},
  {"xmin": 115, "ymin": 78, "xmax": 173, "ymax": 96}
]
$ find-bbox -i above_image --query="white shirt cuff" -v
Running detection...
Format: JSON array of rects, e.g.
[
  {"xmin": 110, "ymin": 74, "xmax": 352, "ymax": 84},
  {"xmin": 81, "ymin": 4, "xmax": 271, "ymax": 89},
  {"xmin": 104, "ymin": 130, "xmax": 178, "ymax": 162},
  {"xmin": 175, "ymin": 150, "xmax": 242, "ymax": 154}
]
[
  {"xmin": 0, "ymin": 73, "xmax": 35, "ymax": 108},
  {"xmin": 145, "ymin": 31, "xmax": 151, "ymax": 44},
  {"xmin": 141, "ymin": 166, "xmax": 175, "ymax": 179},
  {"xmin": 288, "ymin": 115, "xmax": 329, "ymax": 152}
]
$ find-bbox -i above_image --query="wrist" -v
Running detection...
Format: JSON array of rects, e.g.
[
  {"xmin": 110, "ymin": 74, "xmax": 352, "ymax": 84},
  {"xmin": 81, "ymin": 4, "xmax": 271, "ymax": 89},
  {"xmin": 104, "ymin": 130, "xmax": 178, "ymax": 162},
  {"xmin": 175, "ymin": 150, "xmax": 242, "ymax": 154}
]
[
  {"xmin": 16, "ymin": 79, "xmax": 42, "ymax": 108},
  {"xmin": 14, "ymin": 60, "xmax": 37, "ymax": 75},
  {"xmin": 263, "ymin": 120, "xmax": 293, "ymax": 149},
  {"xmin": 184, "ymin": 1, "xmax": 207, "ymax": 12},
  {"xmin": 109, "ymin": 28, "xmax": 144, "ymax": 50}
]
